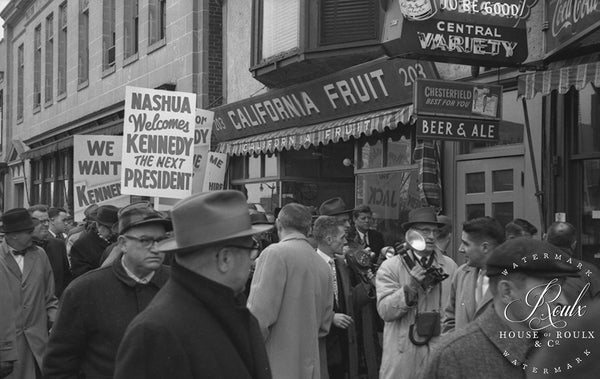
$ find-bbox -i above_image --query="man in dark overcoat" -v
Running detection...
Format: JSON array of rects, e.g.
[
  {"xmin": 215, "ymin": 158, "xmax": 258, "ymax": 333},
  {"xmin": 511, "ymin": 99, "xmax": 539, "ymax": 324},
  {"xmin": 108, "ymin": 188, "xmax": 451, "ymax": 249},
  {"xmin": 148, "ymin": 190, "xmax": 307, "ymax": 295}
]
[
  {"xmin": 0, "ymin": 208, "xmax": 58, "ymax": 379},
  {"xmin": 114, "ymin": 191, "xmax": 272, "ymax": 379},
  {"xmin": 70, "ymin": 205, "xmax": 118, "ymax": 279},
  {"xmin": 43, "ymin": 202, "xmax": 171, "ymax": 378},
  {"xmin": 28, "ymin": 205, "xmax": 71, "ymax": 298}
]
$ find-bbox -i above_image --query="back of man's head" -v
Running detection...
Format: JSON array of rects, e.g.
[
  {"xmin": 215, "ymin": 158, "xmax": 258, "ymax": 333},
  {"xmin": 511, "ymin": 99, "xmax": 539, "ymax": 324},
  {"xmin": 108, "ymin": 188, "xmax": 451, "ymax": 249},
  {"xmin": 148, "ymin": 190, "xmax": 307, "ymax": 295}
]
[
  {"xmin": 277, "ymin": 203, "xmax": 312, "ymax": 236},
  {"xmin": 545, "ymin": 222, "xmax": 576, "ymax": 251},
  {"xmin": 463, "ymin": 217, "xmax": 505, "ymax": 246}
]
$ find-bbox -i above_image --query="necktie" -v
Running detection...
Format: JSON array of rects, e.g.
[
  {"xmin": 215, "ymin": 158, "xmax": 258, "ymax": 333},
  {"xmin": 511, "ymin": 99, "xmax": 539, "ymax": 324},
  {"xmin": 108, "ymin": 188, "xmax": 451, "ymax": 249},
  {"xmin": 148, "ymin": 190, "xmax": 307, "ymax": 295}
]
[
  {"xmin": 328, "ymin": 260, "xmax": 338, "ymax": 306},
  {"xmin": 475, "ymin": 269, "xmax": 489, "ymax": 305}
]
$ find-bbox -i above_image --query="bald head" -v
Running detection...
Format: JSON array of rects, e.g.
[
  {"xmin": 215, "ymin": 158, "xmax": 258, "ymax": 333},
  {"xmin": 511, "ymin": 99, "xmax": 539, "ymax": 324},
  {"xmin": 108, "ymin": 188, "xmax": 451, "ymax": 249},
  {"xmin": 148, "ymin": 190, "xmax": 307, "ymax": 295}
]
[{"xmin": 545, "ymin": 222, "xmax": 576, "ymax": 252}]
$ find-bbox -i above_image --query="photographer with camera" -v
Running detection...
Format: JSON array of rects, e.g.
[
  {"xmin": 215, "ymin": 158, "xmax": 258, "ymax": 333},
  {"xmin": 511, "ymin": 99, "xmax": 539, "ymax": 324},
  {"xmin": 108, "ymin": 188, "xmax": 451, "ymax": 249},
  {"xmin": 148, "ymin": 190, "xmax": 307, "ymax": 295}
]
[{"xmin": 376, "ymin": 207, "xmax": 457, "ymax": 379}]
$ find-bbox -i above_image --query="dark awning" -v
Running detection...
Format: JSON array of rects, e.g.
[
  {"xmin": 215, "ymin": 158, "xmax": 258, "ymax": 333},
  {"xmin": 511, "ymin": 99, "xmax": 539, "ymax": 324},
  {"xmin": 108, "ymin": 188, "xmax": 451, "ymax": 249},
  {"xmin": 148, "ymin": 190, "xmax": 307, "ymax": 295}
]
[{"xmin": 217, "ymin": 105, "xmax": 413, "ymax": 156}]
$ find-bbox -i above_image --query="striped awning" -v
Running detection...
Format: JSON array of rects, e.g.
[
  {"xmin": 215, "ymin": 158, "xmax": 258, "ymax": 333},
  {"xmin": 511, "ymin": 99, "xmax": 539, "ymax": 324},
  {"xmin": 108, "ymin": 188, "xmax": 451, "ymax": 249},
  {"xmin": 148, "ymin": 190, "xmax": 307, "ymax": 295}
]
[
  {"xmin": 518, "ymin": 60, "xmax": 600, "ymax": 100},
  {"xmin": 217, "ymin": 106, "xmax": 413, "ymax": 156}
]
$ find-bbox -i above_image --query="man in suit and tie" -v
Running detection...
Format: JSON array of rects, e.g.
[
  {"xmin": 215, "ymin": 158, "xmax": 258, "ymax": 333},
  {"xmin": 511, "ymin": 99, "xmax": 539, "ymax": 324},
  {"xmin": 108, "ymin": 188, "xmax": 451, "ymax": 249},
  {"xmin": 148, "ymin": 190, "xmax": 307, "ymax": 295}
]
[
  {"xmin": 443, "ymin": 217, "xmax": 505, "ymax": 333},
  {"xmin": 351, "ymin": 205, "xmax": 385, "ymax": 258},
  {"xmin": 313, "ymin": 216, "xmax": 355, "ymax": 379},
  {"xmin": 0, "ymin": 208, "xmax": 59, "ymax": 379},
  {"xmin": 47, "ymin": 208, "xmax": 70, "ymax": 241}
]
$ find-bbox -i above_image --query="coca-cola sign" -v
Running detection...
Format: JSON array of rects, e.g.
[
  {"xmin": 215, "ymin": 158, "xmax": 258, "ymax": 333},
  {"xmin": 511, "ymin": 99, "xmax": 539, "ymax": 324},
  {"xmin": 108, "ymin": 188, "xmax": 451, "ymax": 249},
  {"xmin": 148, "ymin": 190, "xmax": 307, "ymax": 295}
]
[{"xmin": 546, "ymin": 0, "xmax": 600, "ymax": 55}]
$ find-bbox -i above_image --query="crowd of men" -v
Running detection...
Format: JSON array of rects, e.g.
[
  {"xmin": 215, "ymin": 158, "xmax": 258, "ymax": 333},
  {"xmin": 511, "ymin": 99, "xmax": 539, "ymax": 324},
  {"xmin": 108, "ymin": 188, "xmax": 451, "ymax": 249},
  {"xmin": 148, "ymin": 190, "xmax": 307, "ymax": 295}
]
[{"xmin": 0, "ymin": 191, "xmax": 599, "ymax": 379}]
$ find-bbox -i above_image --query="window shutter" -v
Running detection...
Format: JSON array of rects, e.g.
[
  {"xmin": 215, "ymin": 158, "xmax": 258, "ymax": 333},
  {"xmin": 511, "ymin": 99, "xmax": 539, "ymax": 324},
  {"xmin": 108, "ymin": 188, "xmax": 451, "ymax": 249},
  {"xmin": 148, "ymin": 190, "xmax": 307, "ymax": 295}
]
[{"xmin": 320, "ymin": 0, "xmax": 378, "ymax": 46}]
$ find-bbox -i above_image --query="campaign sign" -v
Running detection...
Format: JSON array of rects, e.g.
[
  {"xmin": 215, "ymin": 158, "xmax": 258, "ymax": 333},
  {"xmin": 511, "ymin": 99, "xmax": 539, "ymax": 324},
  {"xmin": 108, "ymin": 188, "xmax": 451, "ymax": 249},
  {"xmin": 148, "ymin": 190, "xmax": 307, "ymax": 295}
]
[
  {"xmin": 73, "ymin": 135, "xmax": 130, "ymax": 222},
  {"xmin": 202, "ymin": 152, "xmax": 228, "ymax": 192},
  {"xmin": 416, "ymin": 115, "xmax": 500, "ymax": 141},
  {"xmin": 415, "ymin": 79, "xmax": 502, "ymax": 120},
  {"xmin": 191, "ymin": 109, "xmax": 215, "ymax": 193},
  {"xmin": 121, "ymin": 87, "xmax": 196, "ymax": 199}
]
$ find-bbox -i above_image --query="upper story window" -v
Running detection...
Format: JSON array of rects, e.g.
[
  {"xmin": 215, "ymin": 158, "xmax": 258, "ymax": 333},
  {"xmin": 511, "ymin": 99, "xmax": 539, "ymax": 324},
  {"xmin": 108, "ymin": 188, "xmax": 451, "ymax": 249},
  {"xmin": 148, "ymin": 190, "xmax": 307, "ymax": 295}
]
[
  {"xmin": 17, "ymin": 43, "xmax": 24, "ymax": 121},
  {"xmin": 124, "ymin": 0, "xmax": 139, "ymax": 60},
  {"xmin": 148, "ymin": 0, "xmax": 166, "ymax": 47},
  {"xmin": 251, "ymin": 0, "xmax": 383, "ymax": 87},
  {"xmin": 102, "ymin": 0, "xmax": 116, "ymax": 71},
  {"xmin": 260, "ymin": 0, "xmax": 300, "ymax": 60},
  {"xmin": 78, "ymin": 0, "xmax": 90, "ymax": 87},
  {"xmin": 58, "ymin": 1, "xmax": 68, "ymax": 97},
  {"xmin": 45, "ymin": 13, "xmax": 54, "ymax": 104},
  {"xmin": 34, "ymin": 24, "xmax": 42, "ymax": 110}
]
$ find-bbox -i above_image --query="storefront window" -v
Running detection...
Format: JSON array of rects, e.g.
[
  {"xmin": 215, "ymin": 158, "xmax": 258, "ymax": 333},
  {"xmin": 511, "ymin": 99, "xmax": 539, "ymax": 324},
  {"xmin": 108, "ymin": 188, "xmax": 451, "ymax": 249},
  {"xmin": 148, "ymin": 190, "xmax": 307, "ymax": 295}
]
[
  {"xmin": 581, "ymin": 159, "xmax": 600, "ymax": 265},
  {"xmin": 355, "ymin": 169, "xmax": 420, "ymax": 244},
  {"xmin": 249, "ymin": 155, "xmax": 261, "ymax": 178},
  {"xmin": 239, "ymin": 181, "xmax": 280, "ymax": 216},
  {"xmin": 576, "ymin": 84, "xmax": 600, "ymax": 154},
  {"xmin": 359, "ymin": 138, "xmax": 383, "ymax": 169}
]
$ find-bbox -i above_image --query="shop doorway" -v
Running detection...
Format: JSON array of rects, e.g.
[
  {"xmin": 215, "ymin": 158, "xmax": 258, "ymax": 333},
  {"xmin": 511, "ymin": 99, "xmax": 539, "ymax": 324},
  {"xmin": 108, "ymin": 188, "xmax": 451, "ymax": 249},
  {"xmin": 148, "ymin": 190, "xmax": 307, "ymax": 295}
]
[{"xmin": 456, "ymin": 156, "xmax": 525, "ymax": 228}]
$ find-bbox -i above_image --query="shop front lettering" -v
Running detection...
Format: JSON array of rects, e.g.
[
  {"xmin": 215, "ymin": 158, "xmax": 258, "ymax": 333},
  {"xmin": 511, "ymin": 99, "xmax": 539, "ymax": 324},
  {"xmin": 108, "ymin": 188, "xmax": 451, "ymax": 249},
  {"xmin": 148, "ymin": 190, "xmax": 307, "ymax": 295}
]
[
  {"xmin": 552, "ymin": 0, "xmax": 600, "ymax": 37},
  {"xmin": 368, "ymin": 187, "xmax": 398, "ymax": 208},
  {"xmin": 227, "ymin": 92, "xmax": 320, "ymax": 131},
  {"xmin": 420, "ymin": 119, "xmax": 497, "ymax": 139},
  {"xmin": 414, "ymin": 21, "xmax": 518, "ymax": 58},
  {"xmin": 439, "ymin": 0, "xmax": 527, "ymax": 18},
  {"xmin": 323, "ymin": 69, "xmax": 389, "ymax": 110}
]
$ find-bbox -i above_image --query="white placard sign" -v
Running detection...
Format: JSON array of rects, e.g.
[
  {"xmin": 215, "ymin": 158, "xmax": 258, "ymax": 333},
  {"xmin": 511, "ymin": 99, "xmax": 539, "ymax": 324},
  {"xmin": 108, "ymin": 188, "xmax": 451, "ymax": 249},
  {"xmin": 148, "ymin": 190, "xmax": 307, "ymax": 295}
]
[
  {"xmin": 73, "ymin": 135, "xmax": 130, "ymax": 222},
  {"xmin": 121, "ymin": 86, "xmax": 196, "ymax": 198}
]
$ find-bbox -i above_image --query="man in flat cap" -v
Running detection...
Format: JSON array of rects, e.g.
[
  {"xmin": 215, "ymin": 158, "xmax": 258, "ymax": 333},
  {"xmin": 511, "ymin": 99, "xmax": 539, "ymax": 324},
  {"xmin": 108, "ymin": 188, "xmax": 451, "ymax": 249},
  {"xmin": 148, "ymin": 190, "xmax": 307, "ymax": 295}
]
[
  {"xmin": 423, "ymin": 237, "xmax": 579, "ymax": 379},
  {"xmin": 114, "ymin": 191, "xmax": 272, "ymax": 379},
  {"xmin": 43, "ymin": 202, "xmax": 171, "ymax": 379},
  {"xmin": 0, "ymin": 208, "xmax": 58, "ymax": 379},
  {"xmin": 376, "ymin": 207, "xmax": 457, "ymax": 379},
  {"xmin": 70, "ymin": 204, "xmax": 118, "ymax": 279},
  {"xmin": 248, "ymin": 202, "xmax": 333, "ymax": 379}
]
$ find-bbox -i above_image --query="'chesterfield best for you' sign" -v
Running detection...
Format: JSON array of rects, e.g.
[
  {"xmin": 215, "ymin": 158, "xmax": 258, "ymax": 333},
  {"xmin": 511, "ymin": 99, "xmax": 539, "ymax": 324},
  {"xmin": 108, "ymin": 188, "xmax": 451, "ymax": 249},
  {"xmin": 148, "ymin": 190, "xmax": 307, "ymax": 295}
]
[{"xmin": 382, "ymin": 0, "xmax": 538, "ymax": 66}]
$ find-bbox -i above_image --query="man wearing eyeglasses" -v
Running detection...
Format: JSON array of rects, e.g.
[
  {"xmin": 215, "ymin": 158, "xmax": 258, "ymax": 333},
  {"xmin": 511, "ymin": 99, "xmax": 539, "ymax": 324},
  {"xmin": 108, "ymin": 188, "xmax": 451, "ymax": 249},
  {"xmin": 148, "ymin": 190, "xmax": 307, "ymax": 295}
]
[
  {"xmin": 43, "ymin": 202, "xmax": 171, "ymax": 379},
  {"xmin": 29, "ymin": 205, "xmax": 71, "ymax": 298},
  {"xmin": 376, "ymin": 207, "xmax": 457, "ymax": 379},
  {"xmin": 114, "ymin": 191, "xmax": 272, "ymax": 379}
]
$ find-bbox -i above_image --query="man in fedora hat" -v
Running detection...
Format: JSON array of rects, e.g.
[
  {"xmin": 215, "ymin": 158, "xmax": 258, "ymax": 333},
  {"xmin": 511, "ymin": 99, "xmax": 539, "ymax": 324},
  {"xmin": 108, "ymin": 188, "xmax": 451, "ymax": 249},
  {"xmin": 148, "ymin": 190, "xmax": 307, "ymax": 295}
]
[
  {"xmin": 424, "ymin": 238, "xmax": 579, "ymax": 379},
  {"xmin": 0, "ymin": 208, "xmax": 59, "ymax": 379},
  {"xmin": 319, "ymin": 197, "xmax": 353, "ymax": 233},
  {"xmin": 43, "ymin": 202, "xmax": 171, "ymax": 379},
  {"xmin": 248, "ymin": 203, "xmax": 333, "ymax": 379},
  {"xmin": 376, "ymin": 207, "xmax": 457, "ymax": 379},
  {"xmin": 28, "ymin": 204, "xmax": 71, "ymax": 298},
  {"xmin": 114, "ymin": 191, "xmax": 272, "ymax": 379},
  {"xmin": 70, "ymin": 204, "xmax": 118, "ymax": 279}
]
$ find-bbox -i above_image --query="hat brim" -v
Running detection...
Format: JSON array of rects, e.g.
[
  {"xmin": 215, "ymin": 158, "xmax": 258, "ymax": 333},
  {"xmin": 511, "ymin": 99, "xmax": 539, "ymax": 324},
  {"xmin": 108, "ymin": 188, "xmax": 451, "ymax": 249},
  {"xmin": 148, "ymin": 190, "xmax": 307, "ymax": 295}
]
[
  {"xmin": 156, "ymin": 224, "xmax": 274, "ymax": 254},
  {"xmin": 119, "ymin": 218, "xmax": 173, "ymax": 235},
  {"xmin": 321, "ymin": 209, "xmax": 353, "ymax": 216},
  {"xmin": 0, "ymin": 226, "xmax": 34, "ymax": 233},
  {"xmin": 402, "ymin": 221, "xmax": 446, "ymax": 230}
]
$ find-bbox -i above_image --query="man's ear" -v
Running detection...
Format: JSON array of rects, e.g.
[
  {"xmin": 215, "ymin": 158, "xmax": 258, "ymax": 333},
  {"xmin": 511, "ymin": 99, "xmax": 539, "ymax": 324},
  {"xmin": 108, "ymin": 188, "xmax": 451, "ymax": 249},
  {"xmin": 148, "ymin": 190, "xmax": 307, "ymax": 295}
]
[
  {"xmin": 117, "ymin": 235, "xmax": 127, "ymax": 253},
  {"xmin": 215, "ymin": 247, "xmax": 233, "ymax": 273},
  {"xmin": 497, "ymin": 279, "xmax": 517, "ymax": 304}
]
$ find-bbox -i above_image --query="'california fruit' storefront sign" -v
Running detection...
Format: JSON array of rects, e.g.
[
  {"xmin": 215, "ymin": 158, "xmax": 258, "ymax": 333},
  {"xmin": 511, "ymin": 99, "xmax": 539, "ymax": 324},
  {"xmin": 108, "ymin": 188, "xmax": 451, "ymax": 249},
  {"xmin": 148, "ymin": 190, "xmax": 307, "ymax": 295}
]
[{"xmin": 381, "ymin": 0, "xmax": 537, "ymax": 66}]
